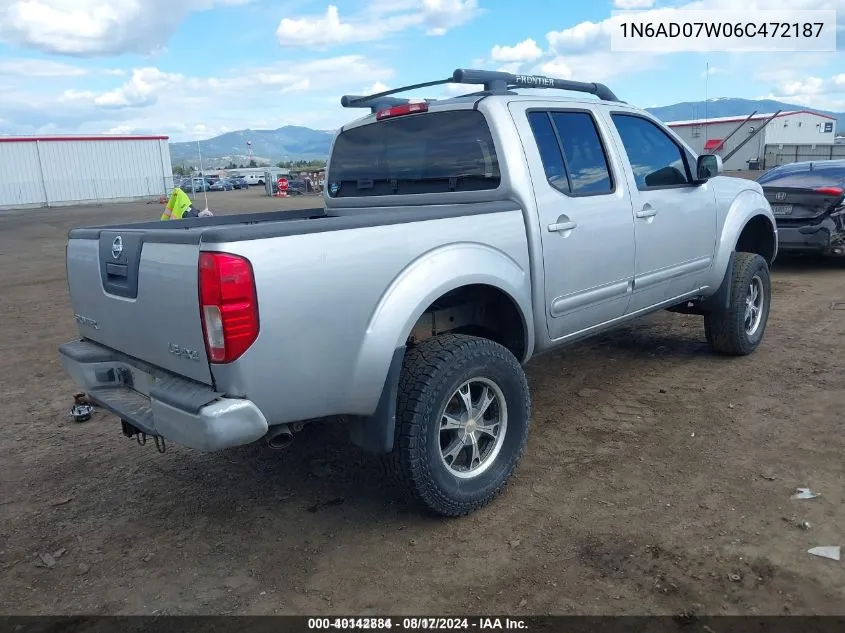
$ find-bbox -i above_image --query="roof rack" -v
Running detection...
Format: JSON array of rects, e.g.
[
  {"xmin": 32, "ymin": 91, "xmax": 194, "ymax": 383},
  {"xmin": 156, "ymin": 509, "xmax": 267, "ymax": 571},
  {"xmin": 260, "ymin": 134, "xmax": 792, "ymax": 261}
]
[{"xmin": 340, "ymin": 68, "xmax": 621, "ymax": 112}]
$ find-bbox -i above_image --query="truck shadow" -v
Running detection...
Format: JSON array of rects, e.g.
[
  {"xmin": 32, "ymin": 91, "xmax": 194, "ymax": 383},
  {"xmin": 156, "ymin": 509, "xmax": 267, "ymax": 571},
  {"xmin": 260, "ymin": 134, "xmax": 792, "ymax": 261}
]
[
  {"xmin": 771, "ymin": 253, "xmax": 845, "ymax": 273},
  {"xmin": 182, "ymin": 313, "xmax": 712, "ymax": 521}
]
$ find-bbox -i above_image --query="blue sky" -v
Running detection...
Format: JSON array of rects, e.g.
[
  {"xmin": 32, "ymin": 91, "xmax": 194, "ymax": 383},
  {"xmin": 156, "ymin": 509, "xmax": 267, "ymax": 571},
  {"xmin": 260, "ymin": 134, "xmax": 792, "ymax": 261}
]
[{"xmin": 0, "ymin": 0, "xmax": 842, "ymax": 141}]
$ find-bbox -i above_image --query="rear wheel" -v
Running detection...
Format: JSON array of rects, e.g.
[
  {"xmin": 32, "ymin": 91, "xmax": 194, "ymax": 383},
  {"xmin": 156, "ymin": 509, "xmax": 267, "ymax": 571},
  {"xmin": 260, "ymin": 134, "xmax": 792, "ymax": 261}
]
[
  {"xmin": 704, "ymin": 252, "xmax": 771, "ymax": 355},
  {"xmin": 386, "ymin": 334, "xmax": 531, "ymax": 517}
]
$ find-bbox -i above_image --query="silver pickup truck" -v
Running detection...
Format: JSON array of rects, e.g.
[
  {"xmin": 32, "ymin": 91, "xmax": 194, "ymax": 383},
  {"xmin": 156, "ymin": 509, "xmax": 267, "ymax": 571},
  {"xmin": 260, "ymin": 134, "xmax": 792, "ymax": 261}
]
[{"xmin": 59, "ymin": 69, "xmax": 777, "ymax": 517}]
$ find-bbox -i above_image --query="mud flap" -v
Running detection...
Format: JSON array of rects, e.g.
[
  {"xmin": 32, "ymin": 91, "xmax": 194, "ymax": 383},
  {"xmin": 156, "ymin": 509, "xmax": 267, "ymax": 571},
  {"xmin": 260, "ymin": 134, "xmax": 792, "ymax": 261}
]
[
  {"xmin": 346, "ymin": 347, "xmax": 405, "ymax": 454},
  {"xmin": 698, "ymin": 251, "xmax": 735, "ymax": 314}
]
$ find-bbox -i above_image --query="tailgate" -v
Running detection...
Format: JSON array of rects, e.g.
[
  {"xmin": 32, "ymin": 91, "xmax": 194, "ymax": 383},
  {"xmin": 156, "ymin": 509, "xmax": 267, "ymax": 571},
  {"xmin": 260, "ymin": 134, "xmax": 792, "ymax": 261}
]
[{"xmin": 66, "ymin": 229, "xmax": 212, "ymax": 385}]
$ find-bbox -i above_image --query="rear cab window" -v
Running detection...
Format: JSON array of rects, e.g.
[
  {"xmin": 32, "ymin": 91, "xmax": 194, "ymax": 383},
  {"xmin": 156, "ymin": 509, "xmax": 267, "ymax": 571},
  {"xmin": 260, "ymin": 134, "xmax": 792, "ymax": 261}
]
[{"xmin": 326, "ymin": 109, "xmax": 500, "ymax": 197}]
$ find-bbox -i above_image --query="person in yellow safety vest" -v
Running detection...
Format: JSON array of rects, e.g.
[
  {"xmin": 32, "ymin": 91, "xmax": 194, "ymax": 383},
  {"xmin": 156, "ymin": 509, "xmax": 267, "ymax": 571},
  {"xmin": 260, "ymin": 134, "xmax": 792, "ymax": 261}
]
[{"xmin": 160, "ymin": 186, "xmax": 194, "ymax": 221}]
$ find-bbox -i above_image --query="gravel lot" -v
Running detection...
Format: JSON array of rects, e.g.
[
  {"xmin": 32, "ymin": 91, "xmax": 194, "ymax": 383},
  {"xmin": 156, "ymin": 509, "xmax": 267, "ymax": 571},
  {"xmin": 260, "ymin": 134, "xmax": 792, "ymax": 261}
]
[{"xmin": 1, "ymin": 185, "xmax": 844, "ymax": 616}]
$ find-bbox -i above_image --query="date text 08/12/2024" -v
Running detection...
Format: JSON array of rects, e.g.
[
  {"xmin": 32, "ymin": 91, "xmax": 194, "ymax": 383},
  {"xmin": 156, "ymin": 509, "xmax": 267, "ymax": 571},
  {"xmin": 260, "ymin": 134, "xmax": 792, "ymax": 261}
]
[{"xmin": 307, "ymin": 618, "xmax": 529, "ymax": 630}]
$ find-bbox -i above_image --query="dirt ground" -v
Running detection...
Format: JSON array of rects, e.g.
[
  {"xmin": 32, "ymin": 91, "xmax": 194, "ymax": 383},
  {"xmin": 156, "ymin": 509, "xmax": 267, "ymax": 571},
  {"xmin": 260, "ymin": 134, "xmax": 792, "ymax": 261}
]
[{"xmin": 1, "ymin": 186, "xmax": 844, "ymax": 616}]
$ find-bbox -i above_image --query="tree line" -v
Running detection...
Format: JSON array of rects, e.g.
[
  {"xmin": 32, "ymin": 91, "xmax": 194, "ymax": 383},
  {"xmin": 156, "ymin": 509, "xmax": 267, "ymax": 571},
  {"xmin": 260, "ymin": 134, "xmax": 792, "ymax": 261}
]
[{"xmin": 173, "ymin": 158, "xmax": 326, "ymax": 176}]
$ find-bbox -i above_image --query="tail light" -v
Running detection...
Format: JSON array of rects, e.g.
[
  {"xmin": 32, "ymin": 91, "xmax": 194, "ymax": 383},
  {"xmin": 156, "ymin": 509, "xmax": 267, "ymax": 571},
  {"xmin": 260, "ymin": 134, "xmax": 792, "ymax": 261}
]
[
  {"xmin": 376, "ymin": 101, "xmax": 428, "ymax": 121},
  {"xmin": 198, "ymin": 252, "xmax": 259, "ymax": 363},
  {"xmin": 815, "ymin": 186, "xmax": 844, "ymax": 196}
]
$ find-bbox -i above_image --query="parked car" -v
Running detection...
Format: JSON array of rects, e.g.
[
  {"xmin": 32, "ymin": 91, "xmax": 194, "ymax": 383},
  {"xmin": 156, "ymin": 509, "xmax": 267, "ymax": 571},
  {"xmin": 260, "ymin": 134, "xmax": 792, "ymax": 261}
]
[
  {"xmin": 757, "ymin": 160, "xmax": 845, "ymax": 256},
  {"xmin": 59, "ymin": 69, "xmax": 777, "ymax": 517},
  {"xmin": 190, "ymin": 178, "xmax": 210, "ymax": 192},
  {"xmin": 209, "ymin": 178, "xmax": 234, "ymax": 191},
  {"xmin": 230, "ymin": 177, "xmax": 249, "ymax": 189},
  {"xmin": 243, "ymin": 174, "xmax": 265, "ymax": 186}
]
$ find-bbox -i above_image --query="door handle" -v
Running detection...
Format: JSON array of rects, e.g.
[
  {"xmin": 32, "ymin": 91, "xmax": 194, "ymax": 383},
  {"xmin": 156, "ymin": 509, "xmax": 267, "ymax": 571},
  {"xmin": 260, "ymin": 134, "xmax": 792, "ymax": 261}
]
[
  {"xmin": 548, "ymin": 221, "xmax": 578, "ymax": 233},
  {"xmin": 636, "ymin": 206, "xmax": 657, "ymax": 219}
]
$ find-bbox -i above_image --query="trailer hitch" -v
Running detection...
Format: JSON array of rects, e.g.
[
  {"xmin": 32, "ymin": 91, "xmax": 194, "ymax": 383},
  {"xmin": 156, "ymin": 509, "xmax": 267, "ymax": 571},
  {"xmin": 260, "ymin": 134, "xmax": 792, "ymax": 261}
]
[{"xmin": 121, "ymin": 419, "xmax": 166, "ymax": 453}]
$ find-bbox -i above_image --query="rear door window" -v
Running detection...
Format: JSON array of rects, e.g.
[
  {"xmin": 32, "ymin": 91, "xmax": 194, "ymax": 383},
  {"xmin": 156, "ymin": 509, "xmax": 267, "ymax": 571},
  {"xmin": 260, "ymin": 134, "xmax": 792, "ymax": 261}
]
[
  {"xmin": 327, "ymin": 110, "xmax": 500, "ymax": 197},
  {"xmin": 527, "ymin": 110, "xmax": 613, "ymax": 195}
]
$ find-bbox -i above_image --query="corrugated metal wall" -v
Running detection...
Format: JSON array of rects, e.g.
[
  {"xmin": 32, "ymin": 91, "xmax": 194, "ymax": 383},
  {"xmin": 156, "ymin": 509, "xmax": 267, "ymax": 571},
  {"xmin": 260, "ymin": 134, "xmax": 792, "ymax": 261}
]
[
  {"xmin": 0, "ymin": 137, "xmax": 174, "ymax": 209},
  {"xmin": 763, "ymin": 143, "xmax": 845, "ymax": 168},
  {"xmin": 0, "ymin": 141, "xmax": 45, "ymax": 206}
]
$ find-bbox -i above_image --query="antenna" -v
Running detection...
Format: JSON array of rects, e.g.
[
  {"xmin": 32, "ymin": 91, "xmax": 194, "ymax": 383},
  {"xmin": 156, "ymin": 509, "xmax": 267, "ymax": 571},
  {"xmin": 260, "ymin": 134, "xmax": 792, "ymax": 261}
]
[
  {"xmin": 196, "ymin": 139, "xmax": 209, "ymax": 210},
  {"xmin": 704, "ymin": 62, "xmax": 709, "ymax": 147}
]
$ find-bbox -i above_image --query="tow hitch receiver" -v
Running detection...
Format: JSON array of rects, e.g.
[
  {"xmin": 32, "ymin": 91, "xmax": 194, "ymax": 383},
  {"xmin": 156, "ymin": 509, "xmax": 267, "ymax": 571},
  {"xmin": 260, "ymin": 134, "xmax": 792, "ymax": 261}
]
[{"xmin": 121, "ymin": 419, "xmax": 166, "ymax": 453}]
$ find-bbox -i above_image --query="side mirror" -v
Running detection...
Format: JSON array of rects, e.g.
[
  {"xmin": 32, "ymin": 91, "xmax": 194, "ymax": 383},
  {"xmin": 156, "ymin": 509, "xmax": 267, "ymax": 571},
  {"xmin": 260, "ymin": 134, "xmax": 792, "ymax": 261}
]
[{"xmin": 696, "ymin": 154, "xmax": 722, "ymax": 182}]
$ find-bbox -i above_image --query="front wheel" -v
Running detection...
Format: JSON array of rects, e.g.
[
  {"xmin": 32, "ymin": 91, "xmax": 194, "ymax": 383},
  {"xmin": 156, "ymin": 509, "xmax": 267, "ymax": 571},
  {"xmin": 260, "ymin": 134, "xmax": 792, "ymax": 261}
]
[
  {"xmin": 704, "ymin": 252, "xmax": 772, "ymax": 356},
  {"xmin": 385, "ymin": 334, "xmax": 531, "ymax": 517}
]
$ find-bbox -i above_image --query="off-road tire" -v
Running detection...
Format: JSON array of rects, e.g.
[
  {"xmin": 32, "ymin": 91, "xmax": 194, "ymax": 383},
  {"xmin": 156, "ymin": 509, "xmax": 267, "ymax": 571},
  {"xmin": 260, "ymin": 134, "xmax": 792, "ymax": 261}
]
[
  {"xmin": 704, "ymin": 252, "xmax": 771, "ymax": 356},
  {"xmin": 385, "ymin": 334, "xmax": 531, "ymax": 517}
]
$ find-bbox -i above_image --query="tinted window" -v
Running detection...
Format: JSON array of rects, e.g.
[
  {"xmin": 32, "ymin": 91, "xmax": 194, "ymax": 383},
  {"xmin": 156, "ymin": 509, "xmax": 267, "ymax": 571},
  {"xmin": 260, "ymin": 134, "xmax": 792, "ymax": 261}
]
[
  {"xmin": 551, "ymin": 112, "xmax": 613, "ymax": 194},
  {"xmin": 611, "ymin": 114, "xmax": 690, "ymax": 189},
  {"xmin": 327, "ymin": 110, "xmax": 500, "ymax": 197},
  {"xmin": 527, "ymin": 111, "xmax": 568, "ymax": 191},
  {"xmin": 527, "ymin": 111, "xmax": 613, "ymax": 195}
]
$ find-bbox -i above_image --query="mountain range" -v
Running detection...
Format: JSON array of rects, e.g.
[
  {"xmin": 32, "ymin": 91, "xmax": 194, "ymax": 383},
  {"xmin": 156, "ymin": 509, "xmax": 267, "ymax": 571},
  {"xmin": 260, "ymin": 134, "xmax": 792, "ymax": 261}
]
[{"xmin": 169, "ymin": 98, "xmax": 844, "ymax": 165}]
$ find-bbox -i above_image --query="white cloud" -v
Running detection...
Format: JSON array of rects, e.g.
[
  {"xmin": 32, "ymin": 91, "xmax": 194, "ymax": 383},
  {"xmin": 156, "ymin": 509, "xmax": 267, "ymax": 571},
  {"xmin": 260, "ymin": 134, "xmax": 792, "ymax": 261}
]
[
  {"xmin": 539, "ymin": 51, "xmax": 661, "ymax": 83},
  {"xmin": 778, "ymin": 77, "xmax": 826, "ymax": 96},
  {"xmin": 757, "ymin": 71, "xmax": 845, "ymax": 111},
  {"xmin": 496, "ymin": 63, "xmax": 523, "ymax": 74},
  {"xmin": 537, "ymin": 57, "xmax": 573, "ymax": 79},
  {"xmin": 1, "ymin": 55, "xmax": 397, "ymax": 140},
  {"xmin": 276, "ymin": 0, "xmax": 479, "ymax": 47},
  {"xmin": 365, "ymin": 82, "xmax": 391, "ymax": 93},
  {"xmin": 276, "ymin": 5, "xmax": 403, "ymax": 47},
  {"xmin": 614, "ymin": 0, "xmax": 655, "ymax": 7},
  {"xmin": 0, "ymin": 0, "xmax": 250, "ymax": 56},
  {"xmin": 441, "ymin": 83, "xmax": 472, "ymax": 96},
  {"xmin": 0, "ymin": 57, "xmax": 89, "ymax": 77},
  {"xmin": 420, "ymin": 0, "xmax": 480, "ymax": 35},
  {"xmin": 701, "ymin": 66, "xmax": 724, "ymax": 77},
  {"xmin": 58, "ymin": 56, "xmax": 394, "ymax": 112},
  {"xmin": 94, "ymin": 67, "xmax": 184, "ymax": 108},
  {"xmin": 490, "ymin": 38, "xmax": 543, "ymax": 62},
  {"xmin": 756, "ymin": 92, "xmax": 845, "ymax": 111},
  {"xmin": 546, "ymin": 19, "xmax": 616, "ymax": 54}
]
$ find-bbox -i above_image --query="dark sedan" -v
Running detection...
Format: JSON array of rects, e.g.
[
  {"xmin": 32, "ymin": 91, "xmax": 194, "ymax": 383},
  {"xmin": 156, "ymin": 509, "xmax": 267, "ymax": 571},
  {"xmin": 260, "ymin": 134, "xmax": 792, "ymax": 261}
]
[
  {"xmin": 230, "ymin": 177, "xmax": 249, "ymax": 189},
  {"xmin": 757, "ymin": 160, "xmax": 845, "ymax": 256},
  {"xmin": 209, "ymin": 178, "xmax": 234, "ymax": 191}
]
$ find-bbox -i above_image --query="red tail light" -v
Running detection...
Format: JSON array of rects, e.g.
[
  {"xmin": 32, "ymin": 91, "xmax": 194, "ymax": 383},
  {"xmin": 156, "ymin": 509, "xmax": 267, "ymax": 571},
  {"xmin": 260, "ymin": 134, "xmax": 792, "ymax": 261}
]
[
  {"xmin": 198, "ymin": 252, "xmax": 259, "ymax": 364},
  {"xmin": 376, "ymin": 101, "xmax": 428, "ymax": 121},
  {"xmin": 815, "ymin": 187, "xmax": 844, "ymax": 197}
]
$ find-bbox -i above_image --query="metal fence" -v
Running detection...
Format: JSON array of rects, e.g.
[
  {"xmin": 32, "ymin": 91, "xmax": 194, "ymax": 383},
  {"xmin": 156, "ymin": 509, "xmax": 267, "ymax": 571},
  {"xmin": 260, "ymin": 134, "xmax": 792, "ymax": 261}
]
[{"xmin": 763, "ymin": 144, "xmax": 845, "ymax": 169}]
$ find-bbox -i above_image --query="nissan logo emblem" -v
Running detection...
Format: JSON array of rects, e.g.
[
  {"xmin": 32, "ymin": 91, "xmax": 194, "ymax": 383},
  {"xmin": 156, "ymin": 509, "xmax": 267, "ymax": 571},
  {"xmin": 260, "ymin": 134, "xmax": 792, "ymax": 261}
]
[{"xmin": 111, "ymin": 236, "xmax": 123, "ymax": 259}]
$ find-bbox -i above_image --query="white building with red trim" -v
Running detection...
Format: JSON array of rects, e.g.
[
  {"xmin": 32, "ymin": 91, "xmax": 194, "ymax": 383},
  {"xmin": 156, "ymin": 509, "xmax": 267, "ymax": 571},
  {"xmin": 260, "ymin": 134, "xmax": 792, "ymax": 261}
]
[
  {"xmin": 0, "ymin": 134, "xmax": 173, "ymax": 209},
  {"xmin": 666, "ymin": 110, "xmax": 838, "ymax": 171}
]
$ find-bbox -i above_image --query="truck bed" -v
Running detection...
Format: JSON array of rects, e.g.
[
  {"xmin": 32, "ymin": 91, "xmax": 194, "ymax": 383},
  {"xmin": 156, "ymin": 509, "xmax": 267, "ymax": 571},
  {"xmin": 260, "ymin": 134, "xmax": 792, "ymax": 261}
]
[
  {"xmin": 68, "ymin": 207, "xmax": 330, "ymax": 242},
  {"xmin": 65, "ymin": 201, "xmax": 520, "ymax": 386},
  {"xmin": 68, "ymin": 203, "xmax": 512, "ymax": 244}
]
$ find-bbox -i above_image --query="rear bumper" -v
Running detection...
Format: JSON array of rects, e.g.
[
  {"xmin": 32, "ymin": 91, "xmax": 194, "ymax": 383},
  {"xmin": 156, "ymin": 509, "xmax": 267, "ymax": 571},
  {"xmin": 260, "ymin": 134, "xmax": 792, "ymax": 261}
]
[
  {"xmin": 58, "ymin": 340, "xmax": 268, "ymax": 452},
  {"xmin": 776, "ymin": 217, "xmax": 845, "ymax": 255}
]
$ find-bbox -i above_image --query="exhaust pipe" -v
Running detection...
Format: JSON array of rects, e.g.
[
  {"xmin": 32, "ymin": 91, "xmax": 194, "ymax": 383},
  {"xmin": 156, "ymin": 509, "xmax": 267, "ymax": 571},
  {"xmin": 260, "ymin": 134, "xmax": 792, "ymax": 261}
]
[{"xmin": 267, "ymin": 424, "xmax": 294, "ymax": 450}]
